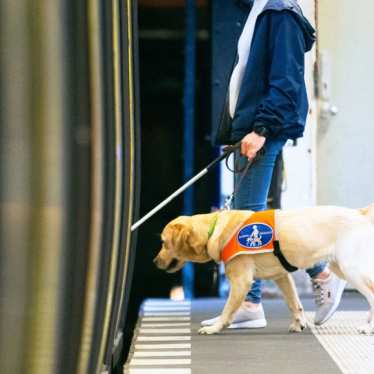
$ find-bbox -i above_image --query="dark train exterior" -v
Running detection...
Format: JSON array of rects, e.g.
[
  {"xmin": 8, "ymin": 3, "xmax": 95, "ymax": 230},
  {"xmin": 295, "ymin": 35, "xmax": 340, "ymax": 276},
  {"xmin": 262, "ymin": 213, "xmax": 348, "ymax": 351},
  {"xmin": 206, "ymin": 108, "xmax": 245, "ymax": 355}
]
[{"xmin": 0, "ymin": 1, "xmax": 140, "ymax": 373}]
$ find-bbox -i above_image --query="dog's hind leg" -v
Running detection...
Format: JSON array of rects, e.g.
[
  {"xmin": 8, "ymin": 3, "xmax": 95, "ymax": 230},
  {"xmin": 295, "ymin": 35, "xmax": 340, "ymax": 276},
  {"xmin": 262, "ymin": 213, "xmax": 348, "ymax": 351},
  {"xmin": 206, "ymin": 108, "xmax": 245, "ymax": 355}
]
[
  {"xmin": 328, "ymin": 261, "xmax": 346, "ymax": 280},
  {"xmin": 336, "ymin": 230, "xmax": 374, "ymax": 334},
  {"xmin": 340, "ymin": 272, "xmax": 374, "ymax": 334},
  {"xmin": 274, "ymin": 274, "xmax": 307, "ymax": 332},
  {"xmin": 198, "ymin": 256, "xmax": 254, "ymax": 335},
  {"xmin": 352, "ymin": 280, "xmax": 374, "ymax": 334},
  {"xmin": 368, "ymin": 281, "xmax": 374, "ymax": 324}
]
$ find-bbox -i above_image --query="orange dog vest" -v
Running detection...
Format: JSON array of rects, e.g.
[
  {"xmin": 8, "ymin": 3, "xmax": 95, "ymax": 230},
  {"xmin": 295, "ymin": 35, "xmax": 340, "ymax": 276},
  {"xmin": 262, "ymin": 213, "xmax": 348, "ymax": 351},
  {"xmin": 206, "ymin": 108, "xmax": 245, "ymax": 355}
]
[{"xmin": 221, "ymin": 210, "xmax": 277, "ymax": 264}]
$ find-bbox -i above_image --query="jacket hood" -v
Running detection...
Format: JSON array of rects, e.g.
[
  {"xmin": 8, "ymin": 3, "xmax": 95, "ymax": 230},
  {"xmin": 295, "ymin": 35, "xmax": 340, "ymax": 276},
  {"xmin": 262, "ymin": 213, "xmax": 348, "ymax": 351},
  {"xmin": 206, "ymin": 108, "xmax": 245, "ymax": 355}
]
[{"xmin": 238, "ymin": 0, "xmax": 316, "ymax": 51}]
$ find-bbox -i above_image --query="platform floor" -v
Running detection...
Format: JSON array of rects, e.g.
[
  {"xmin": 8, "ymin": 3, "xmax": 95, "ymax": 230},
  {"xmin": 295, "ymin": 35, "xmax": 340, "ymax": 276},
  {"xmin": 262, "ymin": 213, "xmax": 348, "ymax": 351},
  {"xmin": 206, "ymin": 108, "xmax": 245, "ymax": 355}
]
[{"xmin": 124, "ymin": 293, "xmax": 374, "ymax": 374}]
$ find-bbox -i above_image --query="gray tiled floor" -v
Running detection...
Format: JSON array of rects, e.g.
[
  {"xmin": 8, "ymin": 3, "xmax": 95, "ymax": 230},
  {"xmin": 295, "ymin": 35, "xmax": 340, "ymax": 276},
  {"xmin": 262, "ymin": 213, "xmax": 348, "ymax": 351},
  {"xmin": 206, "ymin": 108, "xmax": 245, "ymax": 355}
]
[{"xmin": 126, "ymin": 293, "xmax": 369, "ymax": 374}]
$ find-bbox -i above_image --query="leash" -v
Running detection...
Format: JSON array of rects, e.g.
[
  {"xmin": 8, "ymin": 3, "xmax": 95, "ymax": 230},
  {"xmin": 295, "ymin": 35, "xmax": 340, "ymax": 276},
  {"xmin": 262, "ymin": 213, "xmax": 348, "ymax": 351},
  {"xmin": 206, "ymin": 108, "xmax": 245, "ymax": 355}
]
[
  {"xmin": 131, "ymin": 142, "xmax": 264, "ymax": 232},
  {"xmin": 222, "ymin": 149, "xmax": 264, "ymax": 210}
]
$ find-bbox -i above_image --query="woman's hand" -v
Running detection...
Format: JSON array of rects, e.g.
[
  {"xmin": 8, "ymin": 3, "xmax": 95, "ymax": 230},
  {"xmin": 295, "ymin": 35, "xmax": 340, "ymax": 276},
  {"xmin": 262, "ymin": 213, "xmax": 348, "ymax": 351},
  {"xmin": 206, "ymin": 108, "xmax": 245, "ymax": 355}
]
[{"xmin": 240, "ymin": 132, "xmax": 266, "ymax": 159}]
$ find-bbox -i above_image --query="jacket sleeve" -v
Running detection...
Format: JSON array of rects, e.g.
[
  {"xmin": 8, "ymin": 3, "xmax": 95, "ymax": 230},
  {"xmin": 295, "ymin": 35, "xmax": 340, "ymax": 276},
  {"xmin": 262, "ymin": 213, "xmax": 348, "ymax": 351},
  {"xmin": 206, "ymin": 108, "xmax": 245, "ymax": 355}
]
[{"xmin": 253, "ymin": 11, "xmax": 308, "ymax": 137}]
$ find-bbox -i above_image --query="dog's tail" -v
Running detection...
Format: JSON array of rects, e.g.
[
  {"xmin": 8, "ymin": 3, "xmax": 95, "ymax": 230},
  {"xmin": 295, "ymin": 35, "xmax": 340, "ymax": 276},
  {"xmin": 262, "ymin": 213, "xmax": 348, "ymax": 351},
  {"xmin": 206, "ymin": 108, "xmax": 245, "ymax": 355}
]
[{"xmin": 360, "ymin": 203, "xmax": 374, "ymax": 225}]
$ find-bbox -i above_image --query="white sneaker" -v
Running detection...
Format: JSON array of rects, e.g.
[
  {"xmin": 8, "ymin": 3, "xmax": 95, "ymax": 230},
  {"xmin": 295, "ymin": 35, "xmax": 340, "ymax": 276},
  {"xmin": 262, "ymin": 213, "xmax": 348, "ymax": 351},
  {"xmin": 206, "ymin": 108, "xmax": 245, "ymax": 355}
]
[
  {"xmin": 200, "ymin": 303, "xmax": 267, "ymax": 329},
  {"xmin": 313, "ymin": 273, "xmax": 346, "ymax": 325}
]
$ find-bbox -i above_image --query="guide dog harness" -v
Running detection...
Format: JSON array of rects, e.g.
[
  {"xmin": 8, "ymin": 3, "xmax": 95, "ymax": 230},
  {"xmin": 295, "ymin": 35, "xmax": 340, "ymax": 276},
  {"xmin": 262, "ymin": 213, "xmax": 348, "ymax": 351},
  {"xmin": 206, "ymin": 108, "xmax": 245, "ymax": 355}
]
[{"xmin": 218, "ymin": 210, "xmax": 298, "ymax": 272}]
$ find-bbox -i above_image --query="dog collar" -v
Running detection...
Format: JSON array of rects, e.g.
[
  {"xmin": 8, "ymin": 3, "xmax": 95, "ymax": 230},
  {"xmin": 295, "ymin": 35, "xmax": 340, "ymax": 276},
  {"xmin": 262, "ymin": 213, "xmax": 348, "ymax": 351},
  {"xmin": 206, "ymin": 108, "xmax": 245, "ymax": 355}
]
[{"xmin": 207, "ymin": 214, "xmax": 218, "ymax": 239}]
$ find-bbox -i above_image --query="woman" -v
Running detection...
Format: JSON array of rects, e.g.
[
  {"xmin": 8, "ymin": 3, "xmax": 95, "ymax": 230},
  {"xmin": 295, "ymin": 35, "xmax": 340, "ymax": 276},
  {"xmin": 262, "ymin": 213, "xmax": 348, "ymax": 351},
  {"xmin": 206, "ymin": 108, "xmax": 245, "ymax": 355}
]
[{"xmin": 203, "ymin": 0, "xmax": 346, "ymax": 329}]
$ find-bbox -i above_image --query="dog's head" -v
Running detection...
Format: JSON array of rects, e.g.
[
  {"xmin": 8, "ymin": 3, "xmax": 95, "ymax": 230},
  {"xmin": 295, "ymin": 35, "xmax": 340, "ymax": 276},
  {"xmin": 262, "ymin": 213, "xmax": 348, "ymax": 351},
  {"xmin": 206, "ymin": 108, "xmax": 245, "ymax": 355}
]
[{"xmin": 154, "ymin": 216, "xmax": 211, "ymax": 273}]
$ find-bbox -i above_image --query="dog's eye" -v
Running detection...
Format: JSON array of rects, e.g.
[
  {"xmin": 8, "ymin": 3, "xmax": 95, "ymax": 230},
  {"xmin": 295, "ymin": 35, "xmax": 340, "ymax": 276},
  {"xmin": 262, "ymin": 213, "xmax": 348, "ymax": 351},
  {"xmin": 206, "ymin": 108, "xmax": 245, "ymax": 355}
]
[{"xmin": 163, "ymin": 242, "xmax": 171, "ymax": 250}]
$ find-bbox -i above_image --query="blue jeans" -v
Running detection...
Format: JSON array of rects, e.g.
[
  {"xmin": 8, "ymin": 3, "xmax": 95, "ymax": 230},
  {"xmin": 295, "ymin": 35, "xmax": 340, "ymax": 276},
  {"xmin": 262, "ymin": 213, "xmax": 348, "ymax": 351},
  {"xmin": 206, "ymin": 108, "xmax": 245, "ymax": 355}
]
[{"xmin": 233, "ymin": 138, "xmax": 326, "ymax": 304}]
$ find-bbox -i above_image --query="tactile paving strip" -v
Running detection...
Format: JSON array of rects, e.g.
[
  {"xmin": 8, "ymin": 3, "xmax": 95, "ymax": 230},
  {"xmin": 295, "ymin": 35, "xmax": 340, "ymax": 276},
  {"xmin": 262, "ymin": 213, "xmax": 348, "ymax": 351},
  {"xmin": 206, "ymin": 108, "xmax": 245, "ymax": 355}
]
[
  {"xmin": 306, "ymin": 312, "xmax": 374, "ymax": 374},
  {"xmin": 125, "ymin": 299, "xmax": 192, "ymax": 374}
]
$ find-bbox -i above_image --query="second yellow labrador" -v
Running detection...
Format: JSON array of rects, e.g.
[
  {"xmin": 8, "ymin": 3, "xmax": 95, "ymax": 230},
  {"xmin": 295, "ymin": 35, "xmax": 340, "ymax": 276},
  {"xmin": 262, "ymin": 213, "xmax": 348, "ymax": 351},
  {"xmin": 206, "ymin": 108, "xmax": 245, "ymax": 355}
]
[{"xmin": 154, "ymin": 204, "xmax": 374, "ymax": 335}]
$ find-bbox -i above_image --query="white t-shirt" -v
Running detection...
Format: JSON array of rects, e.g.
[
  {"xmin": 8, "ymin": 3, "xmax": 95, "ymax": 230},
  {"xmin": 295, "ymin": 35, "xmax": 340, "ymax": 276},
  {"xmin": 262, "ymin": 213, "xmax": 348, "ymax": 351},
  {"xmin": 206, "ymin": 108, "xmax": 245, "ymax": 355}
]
[{"xmin": 229, "ymin": 0, "xmax": 268, "ymax": 119}]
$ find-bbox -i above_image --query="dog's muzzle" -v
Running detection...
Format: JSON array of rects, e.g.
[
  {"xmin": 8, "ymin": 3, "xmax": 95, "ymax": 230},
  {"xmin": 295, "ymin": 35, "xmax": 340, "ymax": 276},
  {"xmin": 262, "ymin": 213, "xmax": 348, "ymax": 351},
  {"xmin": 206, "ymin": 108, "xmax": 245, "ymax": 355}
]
[
  {"xmin": 154, "ymin": 255, "xmax": 181, "ymax": 273},
  {"xmin": 165, "ymin": 258, "xmax": 179, "ymax": 272}
]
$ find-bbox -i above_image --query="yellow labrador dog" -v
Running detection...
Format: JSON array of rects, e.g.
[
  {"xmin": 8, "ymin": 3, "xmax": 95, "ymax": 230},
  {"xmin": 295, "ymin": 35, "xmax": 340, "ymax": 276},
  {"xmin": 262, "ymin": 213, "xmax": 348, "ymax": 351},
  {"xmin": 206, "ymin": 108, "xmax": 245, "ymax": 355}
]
[{"xmin": 154, "ymin": 204, "xmax": 374, "ymax": 335}]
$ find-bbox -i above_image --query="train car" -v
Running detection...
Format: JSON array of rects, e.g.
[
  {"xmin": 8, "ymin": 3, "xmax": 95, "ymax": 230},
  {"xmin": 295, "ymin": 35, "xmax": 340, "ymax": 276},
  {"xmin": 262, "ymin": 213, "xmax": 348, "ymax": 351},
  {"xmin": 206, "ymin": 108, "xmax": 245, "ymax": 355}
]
[{"xmin": 0, "ymin": 1, "xmax": 140, "ymax": 373}]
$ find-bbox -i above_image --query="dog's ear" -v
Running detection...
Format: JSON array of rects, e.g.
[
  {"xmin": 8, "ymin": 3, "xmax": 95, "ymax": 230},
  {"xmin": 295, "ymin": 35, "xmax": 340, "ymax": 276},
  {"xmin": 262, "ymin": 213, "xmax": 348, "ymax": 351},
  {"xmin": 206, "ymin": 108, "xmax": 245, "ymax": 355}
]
[
  {"xmin": 169, "ymin": 221, "xmax": 206, "ymax": 255},
  {"xmin": 186, "ymin": 223, "xmax": 207, "ymax": 255},
  {"xmin": 169, "ymin": 222, "xmax": 191, "ymax": 248}
]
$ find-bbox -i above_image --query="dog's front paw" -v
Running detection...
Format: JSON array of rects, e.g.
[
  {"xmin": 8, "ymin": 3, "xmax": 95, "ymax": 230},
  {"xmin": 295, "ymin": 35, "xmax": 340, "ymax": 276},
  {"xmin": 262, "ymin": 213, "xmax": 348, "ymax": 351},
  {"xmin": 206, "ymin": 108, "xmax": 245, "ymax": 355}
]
[
  {"xmin": 198, "ymin": 324, "xmax": 222, "ymax": 335},
  {"xmin": 288, "ymin": 318, "xmax": 307, "ymax": 333},
  {"xmin": 358, "ymin": 323, "xmax": 374, "ymax": 335}
]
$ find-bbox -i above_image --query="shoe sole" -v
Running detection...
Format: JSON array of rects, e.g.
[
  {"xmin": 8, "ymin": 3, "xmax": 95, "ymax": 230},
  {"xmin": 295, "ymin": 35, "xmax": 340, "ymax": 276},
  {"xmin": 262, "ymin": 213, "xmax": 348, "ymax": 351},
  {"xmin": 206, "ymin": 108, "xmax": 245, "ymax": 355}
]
[
  {"xmin": 314, "ymin": 280, "xmax": 346, "ymax": 326},
  {"xmin": 228, "ymin": 318, "xmax": 267, "ymax": 329},
  {"xmin": 201, "ymin": 318, "xmax": 267, "ymax": 329}
]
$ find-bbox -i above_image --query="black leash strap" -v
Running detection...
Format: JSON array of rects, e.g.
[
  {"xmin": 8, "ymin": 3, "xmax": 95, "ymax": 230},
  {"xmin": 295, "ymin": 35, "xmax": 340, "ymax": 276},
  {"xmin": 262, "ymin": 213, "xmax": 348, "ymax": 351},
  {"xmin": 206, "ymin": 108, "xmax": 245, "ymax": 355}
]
[
  {"xmin": 273, "ymin": 240, "xmax": 298, "ymax": 272},
  {"xmin": 203, "ymin": 142, "xmax": 241, "ymax": 172},
  {"xmin": 222, "ymin": 144, "xmax": 265, "ymax": 210}
]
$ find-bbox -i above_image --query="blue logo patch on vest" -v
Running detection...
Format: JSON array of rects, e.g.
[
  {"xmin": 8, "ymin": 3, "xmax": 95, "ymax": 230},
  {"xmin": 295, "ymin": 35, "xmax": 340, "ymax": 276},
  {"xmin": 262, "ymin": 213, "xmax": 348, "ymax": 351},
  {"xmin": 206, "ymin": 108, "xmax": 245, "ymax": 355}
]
[{"xmin": 237, "ymin": 223, "xmax": 274, "ymax": 249}]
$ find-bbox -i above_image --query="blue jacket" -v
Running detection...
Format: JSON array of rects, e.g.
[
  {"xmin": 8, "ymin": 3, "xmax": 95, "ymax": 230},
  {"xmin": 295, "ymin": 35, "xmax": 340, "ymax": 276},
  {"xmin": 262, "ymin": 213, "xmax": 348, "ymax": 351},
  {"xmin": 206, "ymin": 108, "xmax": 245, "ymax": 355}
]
[{"xmin": 212, "ymin": 0, "xmax": 315, "ymax": 144}]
